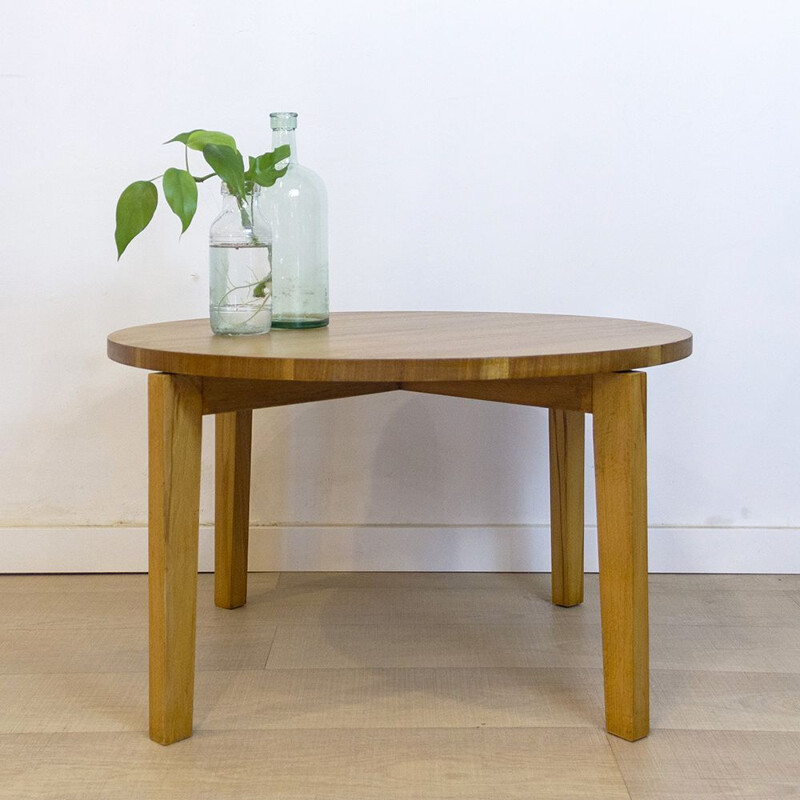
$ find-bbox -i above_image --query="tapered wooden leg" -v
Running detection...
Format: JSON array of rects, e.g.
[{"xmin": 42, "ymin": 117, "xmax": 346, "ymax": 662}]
[
  {"xmin": 549, "ymin": 408, "xmax": 585, "ymax": 607},
  {"xmin": 215, "ymin": 410, "xmax": 253, "ymax": 609},
  {"xmin": 593, "ymin": 371, "xmax": 649, "ymax": 741},
  {"xmin": 148, "ymin": 373, "xmax": 203, "ymax": 745}
]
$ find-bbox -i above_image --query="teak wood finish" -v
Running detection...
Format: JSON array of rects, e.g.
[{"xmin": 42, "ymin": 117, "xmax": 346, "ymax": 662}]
[
  {"xmin": 107, "ymin": 311, "xmax": 692, "ymax": 745},
  {"xmin": 147, "ymin": 374, "xmax": 202, "ymax": 745},
  {"xmin": 214, "ymin": 409, "xmax": 253, "ymax": 610},
  {"xmin": 549, "ymin": 408, "xmax": 586, "ymax": 608}
]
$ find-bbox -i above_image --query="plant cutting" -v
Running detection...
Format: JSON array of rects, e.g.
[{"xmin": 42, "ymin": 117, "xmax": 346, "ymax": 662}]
[{"xmin": 115, "ymin": 129, "xmax": 290, "ymax": 335}]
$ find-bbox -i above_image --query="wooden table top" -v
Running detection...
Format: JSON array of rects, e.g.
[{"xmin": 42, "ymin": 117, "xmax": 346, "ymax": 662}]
[{"xmin": 107, "ymin": 312, "xmax": 692, "ymax": 382}]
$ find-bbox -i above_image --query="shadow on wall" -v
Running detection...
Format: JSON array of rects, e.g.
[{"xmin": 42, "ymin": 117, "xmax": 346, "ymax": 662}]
[{"xmin": 248, "ymin": 389, "xmax": 549, "ymax": 545}]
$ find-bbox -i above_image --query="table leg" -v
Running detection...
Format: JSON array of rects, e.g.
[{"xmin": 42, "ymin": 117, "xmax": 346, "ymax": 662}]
[
  {"xmin": 148, "ymin": 373, "xmax": 203, "ymax": 745},
  {"xmin": 549, "ymin": 408, "xmax": 585, "ymax": 607},
  {"xmin": 215, "ymin": 410, "xmax": 253, "ymax": 609},
  {"xmin": 593, "ymin": 371, "xmax": 649, "ymax": 741}
]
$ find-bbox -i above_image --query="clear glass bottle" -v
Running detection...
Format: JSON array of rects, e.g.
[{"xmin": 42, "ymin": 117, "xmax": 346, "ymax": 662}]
[
  {"xmin": 208, "ymin": 184, "xmax": 273, "ymax": 336},
  {"xmin": 263, "ymin": 112, "xmax": 329, "ymax": 328}
]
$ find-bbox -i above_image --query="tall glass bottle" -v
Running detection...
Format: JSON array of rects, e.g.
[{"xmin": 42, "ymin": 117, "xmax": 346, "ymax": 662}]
[{"xmin": 263, "ymin": 111, "xmax": 329, "ymax": 328}]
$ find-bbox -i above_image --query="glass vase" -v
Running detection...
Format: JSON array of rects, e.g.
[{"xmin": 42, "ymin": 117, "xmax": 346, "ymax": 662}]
[{"xmin": 209, "ymin": 184, "xmax": 272, "ymax": 336}]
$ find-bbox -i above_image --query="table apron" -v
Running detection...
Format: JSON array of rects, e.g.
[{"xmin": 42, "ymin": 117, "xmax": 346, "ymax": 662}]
[
  {"xmin": 172, "ymin": 373, "xmax": 627, "ymax": 415},
  {"xmin": 402, "ymin": 376, "xmax": 594, "ymax": 412}
]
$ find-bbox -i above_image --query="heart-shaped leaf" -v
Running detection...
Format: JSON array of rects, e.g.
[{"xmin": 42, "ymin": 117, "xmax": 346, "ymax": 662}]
[
  {"xmin": 203, "ymin": 144, "xmax": 245, "ymax": 198},
  {"xmin": 163, "ymin": 168, "xmax": 198, "ymax": 233},
  {"xmin": 115, "ymin": 180, "xmax": 158, "ymax": 259},
  {"xmin": 187, "ymin": 130, "xmax": 237, "ymax": 152},
  {"xmin": 164, "ymin": 129, "xmax": 202, "ymax": 145}
]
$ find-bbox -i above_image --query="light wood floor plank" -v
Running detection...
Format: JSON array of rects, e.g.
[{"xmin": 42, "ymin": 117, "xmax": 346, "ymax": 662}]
[
  {"xmin": 537, "ymin": 576, "xmax": 800, "ymax": 628},
  {"xmin": 0, "ymin": 624, "xmax": 276, "ymax": 675},
  {"xmin": 200, "ymin": 667, "xmax": 605, "ymax": 731},
  {"xmin": 650, "ymin": 624, "xmax": 800, "ymax": 673},
  {"xmin": 609, "ymin": 729, "xmax": 800, "ymax": 799},
  {"xmin": 0, "ymin": 573, "xmax": 279, "ymax": 594},
  {"xmin": 648, "ymin": 587, "xmax": 800, "ymax": 628},
  {"xmin": 5, "ymin": 667, "xmax": 800, "ymax": 736},
  {"xmin": 0, "ymin": 672, "xmax": 233, "ymax": 734},
  {"xmin": 265, "ymin": 619, "xmax": 800, "ymax": 673},
  {"xmin": 0, "ymin": 574, "xmax": 150, "ymax": 594},
  {"xmin": 230, "ymin": 586, "xmax": 593, "ymax": 626},
  {"xmin": 0, "ymin": 574, "xmax": 279, "ymax": 630},
  {"xmin": 266, "ymin": 621, "xmax": 604, "ymax": 670},
  {"xmin": 0, "ymin": 672, "xmax": 149, "ymax": 733},
  {"xmin": 650, "ymin": 669, "xmax": 800, "ymax": 732},
  {"xmin": 0, "ymin": 728, "xmax": 630, "ymax": 800},
  {"xmin": 648, "ymin": 573, "xmax": 800, "ymax": 592}
]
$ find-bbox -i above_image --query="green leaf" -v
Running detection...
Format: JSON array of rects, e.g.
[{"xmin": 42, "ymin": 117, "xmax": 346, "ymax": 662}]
[
  {"xmin": 253, "ymin": 165, "xmax": 288, "ymax": 188},
  {"xmin": 186, "ymin": 130, "xmax": 237, "ymax": 152},
  {"xmin": 245, "ymin": 155, "xmax": 257, "ymax": 181},
  {"xmin": 164, "ymin": 129, "xmax": 202, "ymax": 145},
  {"xmin": 162, "ymin": 168, "xmax": 198, "ymax": 233},
  {"xmin": 255, "ymin": 144, "xmax": 291, "ymax": 170},
  {"xmin": 253, "ymin": 278, "xmax": 269, "ymax": 298},
  {"xmin": 115, "ymin": 180, "xmax": 158, "ymax": 259},
  {"xmin": 253, "ymin": 164, "xmax": 288, "ymax": 188},
  {"xmin": 252, "ymin": 145, "xmax": 291, "ymax": 187},
  {"xmin": 203, "ymin": 144, "xmax": 246, "ymax": 198}
]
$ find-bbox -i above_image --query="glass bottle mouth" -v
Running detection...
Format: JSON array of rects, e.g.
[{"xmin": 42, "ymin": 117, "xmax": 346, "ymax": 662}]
[{"xmin": 270, "ymin": 111, "xmax": 298, "ymax": 131}]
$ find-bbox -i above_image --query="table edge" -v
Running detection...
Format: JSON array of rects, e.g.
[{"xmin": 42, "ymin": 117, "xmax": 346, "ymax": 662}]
[{"xmin": 107, "ymin": 314, "xmax": 693, "ymax": 382}]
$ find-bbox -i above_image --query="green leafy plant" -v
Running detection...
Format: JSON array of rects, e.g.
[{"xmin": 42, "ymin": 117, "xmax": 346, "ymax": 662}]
[{"xmin": 114, "ymin": 129, "xmax": 289, "ymax": 258}]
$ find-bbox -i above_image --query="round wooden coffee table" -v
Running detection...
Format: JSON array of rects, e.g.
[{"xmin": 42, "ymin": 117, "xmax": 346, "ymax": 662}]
[{"xmin": 108, "ymin": 311, "xmax": 692, "ymax": 745}]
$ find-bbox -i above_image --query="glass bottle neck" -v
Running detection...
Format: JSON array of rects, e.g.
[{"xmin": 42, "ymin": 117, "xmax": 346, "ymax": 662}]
[
  {"xmin": 272, "ymin": 129, "xmax": 298, "ymax": 165},
  {"xmin": 220, "ymin": 193, "xmax": 241, "ymax": 212},
  {"xmin": 220, "ymin": 186, "xmax": 259, "ymax": 210}
]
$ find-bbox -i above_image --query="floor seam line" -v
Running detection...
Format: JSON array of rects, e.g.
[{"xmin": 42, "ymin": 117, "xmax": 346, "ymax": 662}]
[{"xmin": 605, "ymin": 733, "xmax": 635, "ymax": 800}]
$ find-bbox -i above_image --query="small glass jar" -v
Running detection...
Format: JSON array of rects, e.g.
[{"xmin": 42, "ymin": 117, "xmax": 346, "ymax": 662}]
[{"xmin": 208, "ymin": 183, "xmax": 273, "ymax": 336}]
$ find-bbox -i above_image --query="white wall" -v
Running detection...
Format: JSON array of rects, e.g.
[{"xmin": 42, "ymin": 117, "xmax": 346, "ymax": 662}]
[{"xmin": 2, "ymin": 1, "xmax": 799, "ymax": 570}]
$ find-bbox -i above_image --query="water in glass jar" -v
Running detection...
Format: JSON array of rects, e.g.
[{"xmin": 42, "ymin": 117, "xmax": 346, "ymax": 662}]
[{"xmin": 209, "ymin": 243, "xmax": 272, "ymax": 335}]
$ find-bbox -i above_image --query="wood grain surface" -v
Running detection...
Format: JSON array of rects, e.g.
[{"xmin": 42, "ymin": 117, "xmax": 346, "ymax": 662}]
[
  {"xmin": 147, "ymin": 374, "xmax": 203, "ymax": 745},
  {"xmin": 214, "ymin": 410, "xmax": 253, "ymax": 609},
  {"xmin": 549, "ymin": 408, "xmax": 586, "ymax": 607},
  {"xmin": 593, "ymin": 372, "xmax": 650, "ymax": 741},
  {"xmin": 107, "ymin": 312, "xmax": 692, "ymax": 382}
]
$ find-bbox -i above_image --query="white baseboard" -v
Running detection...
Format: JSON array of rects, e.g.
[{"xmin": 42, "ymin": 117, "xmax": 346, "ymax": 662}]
[{"xmin": 0, "ymin": 525, "xmax": 798, "ymax": 573}]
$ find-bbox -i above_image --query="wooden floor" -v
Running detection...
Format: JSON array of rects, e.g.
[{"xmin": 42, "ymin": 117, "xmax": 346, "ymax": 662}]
[{"xmin": 1, "ymin": 573, "xmax": 799, "ymax": 799}]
